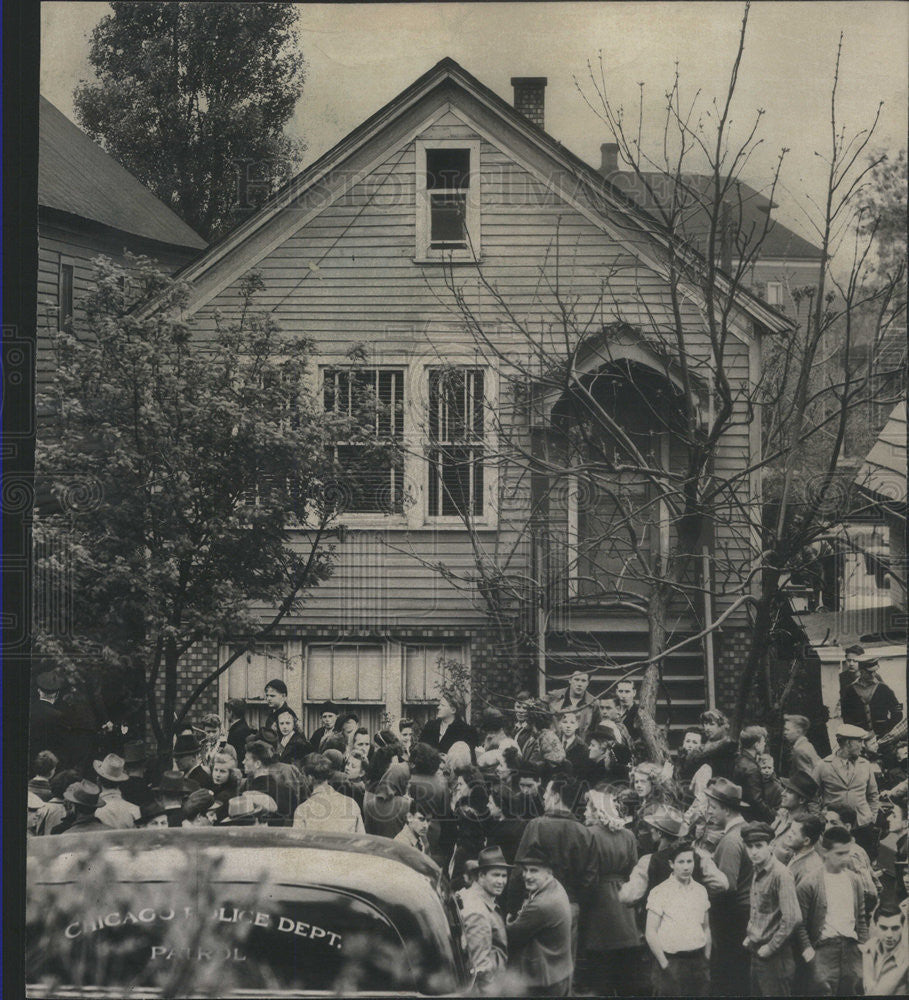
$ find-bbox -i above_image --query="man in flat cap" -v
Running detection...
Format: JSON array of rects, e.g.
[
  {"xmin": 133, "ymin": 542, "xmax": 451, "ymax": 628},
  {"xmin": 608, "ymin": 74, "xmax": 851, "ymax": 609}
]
[
  {"xmin": 506, "ymin": 843, "xmax": 573, "ymax": 996},
  {"xmin": 741, "ymin": 821, "xmax": 803, "ymax": 995},
  {"xmin": 816, "ymin": 723, "xmax": 880, "ymax": 858},
  {"xmin": 841, "ymin": 656, "xmax": 903, "ymax": 738}
]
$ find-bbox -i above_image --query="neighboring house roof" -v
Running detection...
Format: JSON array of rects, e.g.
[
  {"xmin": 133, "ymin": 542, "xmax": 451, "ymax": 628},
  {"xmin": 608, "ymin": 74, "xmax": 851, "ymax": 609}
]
[
  {"xmin": 854, "ymin": 399, "xmax": 907, "ymax": 506},
  {"xmin": 38, "ymin": 96, "xmax": 206, "ymax": 251},
  {"xmin": 599, "ymin": 169, "xmax": 824, "ymax": 263},
  {"xmin": 167, "ymin": 57, "xmax": 791, "ymax": 336}
]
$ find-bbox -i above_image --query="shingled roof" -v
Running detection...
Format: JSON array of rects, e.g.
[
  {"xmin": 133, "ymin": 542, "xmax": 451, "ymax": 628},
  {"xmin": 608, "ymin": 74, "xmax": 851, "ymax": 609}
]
[{"xmin": 38, "ymin": 96, "xmax": 206, "ymax": 251}]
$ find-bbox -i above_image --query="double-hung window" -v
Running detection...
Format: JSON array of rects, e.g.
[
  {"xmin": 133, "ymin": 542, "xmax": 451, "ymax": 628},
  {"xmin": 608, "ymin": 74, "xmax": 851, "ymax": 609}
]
[
  {"xmin": 323, "ymin": 367, "xmax": 404, "ymax": 514},
  {"xmin": 427, "ymin": 367, "xmax": 485, "ymax": 518},
  {"xmin": 416, "ymin": 140, "xmax": 480, "ymax": 261}
]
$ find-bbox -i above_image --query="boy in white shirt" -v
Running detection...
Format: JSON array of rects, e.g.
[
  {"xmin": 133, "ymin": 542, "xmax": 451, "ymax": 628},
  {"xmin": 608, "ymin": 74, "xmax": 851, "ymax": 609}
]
[{"xmin": 645, "ymin": 841, "xmax": 711, "ymax": 996}]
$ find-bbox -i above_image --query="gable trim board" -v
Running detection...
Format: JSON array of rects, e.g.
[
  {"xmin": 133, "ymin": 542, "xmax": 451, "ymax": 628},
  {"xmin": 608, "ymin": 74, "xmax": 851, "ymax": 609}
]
[{"xmin": 156, "ymin": 58, "xmax": 791, "ymax": 340}]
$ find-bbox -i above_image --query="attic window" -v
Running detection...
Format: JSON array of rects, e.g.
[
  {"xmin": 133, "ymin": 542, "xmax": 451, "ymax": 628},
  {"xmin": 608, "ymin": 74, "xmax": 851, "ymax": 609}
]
[{"xmin": 415, "ymin": 140, "xmax": 480, "ymax": 262}]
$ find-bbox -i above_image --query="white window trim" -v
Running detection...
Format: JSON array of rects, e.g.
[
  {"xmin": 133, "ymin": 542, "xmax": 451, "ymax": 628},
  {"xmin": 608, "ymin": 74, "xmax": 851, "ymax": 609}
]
[
  {"xmin": 307, "ymin": 355, "xmax": 498, "ymax": 530},
  {"xmin": 765, "ymin": 281, "xmax": 784, "ymax": 306},
  {"xmin": 414, "ymin": 139, "xmax": 481, "ymax": 264}
]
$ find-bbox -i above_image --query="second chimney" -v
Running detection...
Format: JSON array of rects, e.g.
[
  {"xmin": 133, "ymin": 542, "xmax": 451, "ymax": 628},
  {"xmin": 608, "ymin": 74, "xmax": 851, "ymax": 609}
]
[
  {"xmin": 600, "ymin": 142, "xmax": 620, "ymax": 176},
  {"xmin": 511, "ymin": 77, "xmax": 547, "ymax": 129}
]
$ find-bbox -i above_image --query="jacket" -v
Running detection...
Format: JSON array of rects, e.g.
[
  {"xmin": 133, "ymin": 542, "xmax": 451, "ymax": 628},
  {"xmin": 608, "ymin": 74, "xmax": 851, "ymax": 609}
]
[
  {"xmin": 815, "ymin": 753, "xmax": 880, "ymax": 827},
  {"xmin": 580, "ymin": 825, "xmax": 640, "ymax": 951},
  {"xmin": 712, "ymin": 815, "xmax": 752, "ymax": 911},
  {"xmin": 788, "ymin": 735, "xmax": 822, "ymax": 781},
  {"xmin": 418, "ymin": 717, "xmax": 478, "ymax": 758},
  {"xmin": 514, "ymin": 810, "xmax": 597, "ymax": 905},
  {"xmin": 795, "ymin": 865, "xmax": 868, "ymax": 949},
  {"xmin": 226, "ymin": 718, "xmax": 254, "ymax": 762},
  {"xmin": 506, "ymin": 876, "xmax": 573, "ymax": 988},
  {"xmin": 277, "ymin": 732, "xmax": 310, "ymax": 766},
  {"xmin": 459, "ymin": 883, "xmax": 508, "ymax": 992},
  {"xmin": 686, "ymin": 735, "xmax": 737, "ymax": 782},
  {"xmin": 734, "ymin": 751, "xmax": 774, "ymax": 822},
  {"xmin": 841, "ymin": 680, "xmax": 903, "ymax": 737},
  {"xmin": 293, "ymin": 782, "xmax": 364, "ymax": 833},
  {"xmin": 547, "ymin": 688, "xmax": 599, "ymax": 743}
]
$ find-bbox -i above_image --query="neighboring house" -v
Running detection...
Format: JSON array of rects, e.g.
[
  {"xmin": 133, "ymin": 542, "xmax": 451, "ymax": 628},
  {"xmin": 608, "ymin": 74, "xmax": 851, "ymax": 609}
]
[
  {"xmin": 597, "ymin": 143, "xmax": 823, "ymax": 315},
  {"xmin": 796, "ymin": 399, "xmax": 907, "ymax": 746},
  {"xmin": 133, "ymin": 60, "xmax": 791, "ymax": 735},
  {"xmin": 37, "ymin": 96, "xmax": 206, "ymax": 395}
]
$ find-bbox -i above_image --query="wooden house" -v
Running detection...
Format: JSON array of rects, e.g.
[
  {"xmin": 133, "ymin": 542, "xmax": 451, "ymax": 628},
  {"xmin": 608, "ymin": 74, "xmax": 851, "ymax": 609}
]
[{"xmin": 163, "ymin": 59, "xmax": 792, "ymax": 736}]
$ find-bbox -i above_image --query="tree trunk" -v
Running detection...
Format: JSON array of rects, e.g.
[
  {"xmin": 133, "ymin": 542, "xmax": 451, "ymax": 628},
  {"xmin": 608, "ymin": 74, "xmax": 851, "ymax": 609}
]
[
  {"xmin": 731, "ymin": 575, "xmax": 779, "ymax": 737},
  {"xmin": 640, "ymin": 587, "xmax": 671, "ymax": 764}
]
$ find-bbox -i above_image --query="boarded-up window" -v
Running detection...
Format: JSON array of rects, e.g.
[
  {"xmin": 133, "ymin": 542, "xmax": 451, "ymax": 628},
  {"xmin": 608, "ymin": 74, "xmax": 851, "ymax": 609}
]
[
  {"xmin": 404, "ymin": 645, "xmax": 462, "ymax": 702},
  {"xmin": 306, "ymin": 644, "xmax": 384, "ymax": 703},
  {"xmin": 227, "ymin": 645, "xmax": 287, "ymax": 702}
]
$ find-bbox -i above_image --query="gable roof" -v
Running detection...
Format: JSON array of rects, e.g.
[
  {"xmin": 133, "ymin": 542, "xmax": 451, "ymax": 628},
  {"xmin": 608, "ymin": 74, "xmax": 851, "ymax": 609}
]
[
  {"xmin": 600, "ymin": 169, "xmax": 823, "ymax": 263},
  {"xmin": 855, "ymin": 399, "xmax": 907, "ymax": 506},
  {"xmin": 39, "ymin": 96, "xmax": 206, "ymax": 251},
  {"xmin": 169, "ymin": 57, "xmax": 792, "ymax": 335}
]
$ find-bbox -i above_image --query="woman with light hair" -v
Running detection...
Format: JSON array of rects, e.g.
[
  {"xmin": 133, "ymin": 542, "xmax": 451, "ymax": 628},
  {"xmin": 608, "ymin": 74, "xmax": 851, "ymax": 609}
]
[{"xmin": 578, "ymin": 788, "xmax": 642, "ymax": 995}]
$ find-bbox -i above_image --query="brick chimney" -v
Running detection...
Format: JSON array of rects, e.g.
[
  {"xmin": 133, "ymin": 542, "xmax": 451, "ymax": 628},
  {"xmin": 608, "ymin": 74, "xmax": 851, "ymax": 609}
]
[
  {"xmin": 600, "ymin": 142, "xmax": 620, "ymax": 176},
  {"xmin": 511, "ymin": 77, "xmax": 547, "ymax": 129}
]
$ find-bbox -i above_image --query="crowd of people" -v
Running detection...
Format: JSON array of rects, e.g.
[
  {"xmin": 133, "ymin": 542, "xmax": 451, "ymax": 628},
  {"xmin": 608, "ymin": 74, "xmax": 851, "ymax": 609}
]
[{"xmin": 27, "ymin": 661, "xmax": 909, "ymax": 996}]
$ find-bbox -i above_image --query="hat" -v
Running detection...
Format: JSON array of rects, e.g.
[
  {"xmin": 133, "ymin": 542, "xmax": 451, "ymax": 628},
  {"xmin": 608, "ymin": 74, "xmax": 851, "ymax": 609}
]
[
  {"xmin": 704, "ymin": 777, "xmax": 747, "ymax": 810},
  {"xmin": 780, "ymin": 771, "xmax": 820, "ymax": 799},
  {"xmin": 858, "ymin": 656, "xmax": 879, "ymax": 670},
  {"xmin": 246, "ymin": 791, "xmax": 278, "ymax": 814},
  {"xmin": 517, "ymin": 761, "xmax": 541, "ymax": 780},
  {"xmin": 173, "ymin": 733, "xmax": 202, "ymax": 756},
  {"xmin": 515, "ymin": 843, "xmax": 554, "ymax": 868},
  {"xmin": 64, "ymin": 780, "xmax": 101, "ymax": 809},
  {"xmin": 139, "ymin": 799, "xmax": 167, "ymax": 824},
  {"xmin": 155, "ymin": 770, "xmax": 197, "ymax": 796},
  {"xmin": 226, "ymin": 793, "xmax": 266, "ymax": 821},
  {"xmin": 590, "ymin": 722, "xmax": 619, "ymax": 743},
  {"xmin": 122, "ymin": 740, "xmax": 148, "ymax": 765},
  {"xmin": 844, "ymin": 644, "xmax": 865, "ymax": 657},
  {"xmin": 254, "ymin": 728, "xmax": 279, "ymax": 747},
  {"xmin": 643, "ymin": 805, "xmax": 690, "ymax": 839},
  {"xmin": 35, "ymin": 670, "xmax": 62, "ymax": 693},
  {"xmin": 93, "ymin": 754, "xmax": 129, "ymax": 783},
  {"xmin": 836, "ymin": 723, "xmax": 869, "ymax": 741},
  {"xmin": 318, "ymin": 701, "xmax": 340, "ymax": 715},
  {"xmin": 476, "ymin": 846, "xmax": 512, "ymax": 870},
  {"xmin": 28, "ymin": 791, "xmax": 43, "ymax": 811},
  {"xmin": 183, "ymin": 788, "xmax": 216, "ymax": 820},
  {"xmin": 741, "ymin": 821, "xmax": 776, "ymax": 845}
]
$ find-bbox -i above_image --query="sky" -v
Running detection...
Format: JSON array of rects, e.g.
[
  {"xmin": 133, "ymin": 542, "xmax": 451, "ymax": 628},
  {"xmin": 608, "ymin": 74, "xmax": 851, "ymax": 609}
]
[{"xmin": 40, "ymin": 2, "xmax": 908, "ymax": 248}]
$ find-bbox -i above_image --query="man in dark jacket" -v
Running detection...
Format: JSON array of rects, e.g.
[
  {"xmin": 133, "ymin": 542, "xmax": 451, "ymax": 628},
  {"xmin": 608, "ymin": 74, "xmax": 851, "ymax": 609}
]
[
  {"xmin": 734, "ymin": 725, "xmax": 775, "ymax": 822},
  {"xmin": 29, "ymin": 671, "xmax": 68, "ymax": 764},
  {"xmin": 306, "ymin": 701, "xmax": 340, "ymax": 752},
  {"xmin": 173, "ymin": 732, "xmax": 213, "ymax": 791},
  {"xmin": 512, "ymin": 776, "xmax": 596, "ymax": 967},
  {"xmin": 506, "ymin": 842, "xmax": 574, "ymax": 996},
  {"xmin": 226, "ymin": 699, "xmax": 254, "ymax": 763},
  {"xmin": 686, "ymin": 709, "xmax": 737, "ymax": 782},
  {"xmin": 55, "ymin": 780, "xmax": 105, "ymax": 833},
  {"xmin": 841, "ymin": 656, "xmax": 903, "ymax": 737}
]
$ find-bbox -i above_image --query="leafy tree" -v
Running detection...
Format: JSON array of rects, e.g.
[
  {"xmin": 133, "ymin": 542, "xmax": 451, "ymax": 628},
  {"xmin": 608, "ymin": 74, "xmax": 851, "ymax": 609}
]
[
  {"xmin": 34, "ymin": 257, "xmax": 387, "ymax": 759},
  {"xmin": 73, "ymin": 2, "xmax": 305, "ymax": 241}
]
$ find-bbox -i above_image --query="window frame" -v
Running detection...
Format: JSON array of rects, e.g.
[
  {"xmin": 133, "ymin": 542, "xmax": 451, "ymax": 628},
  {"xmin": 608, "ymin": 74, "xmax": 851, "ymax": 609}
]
[
  {"xmin": 58, "ymin": 256, "xmax": 75, "ymax": 334},
  {"xmin": 765, "ymin": 281, "xmax": 784, "ymax": 306},
  {"xmin": 414, "ymin": 139, "xmax": 481, "ymax": 264}
]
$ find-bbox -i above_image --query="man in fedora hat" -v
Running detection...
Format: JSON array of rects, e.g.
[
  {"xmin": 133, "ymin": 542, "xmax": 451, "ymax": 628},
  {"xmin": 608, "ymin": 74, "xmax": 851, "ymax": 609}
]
[
  {"xmin": 155, "ymin": 770, "xmax": 199, "ymax": 827},
  {"xmin": 816, "ymin": 723, "xmax": 880, "ymax": 858},
  {"xmin": 224, "ymin": 792, "xmax": 270, "ymax": 826},
  {"xmin": 29, "ymin": 669, "xmax": 68, "ymax": 764},
  {"xmin": 137, "ymin": 799, "xmax": 169, "ymax": 829},
  {"xmin": 842, "ymin": 656, "xmax": 903, "ymax": 738},
  {"xmin": 94, "ymin": 753, "xmax": 139, "ymax": 828},
  {"xmin": 772, "ymin": 770, "xmax": 822, "ymax": 862},
  {"xmin": 783, "ymin": 714, "xmax": 823, "ymax": 783},
  {"xmin": 121, "ymin": 740, "xmax": 154, "ymax": 808},
  {"xmin": 173, "ymin": 732, "xmax": 213, "ymax": 790},
  {"xmin": 741, "ymin": 821, "xmax": 802, "ymax": 995},
  {"xmin": 506, "ymin": 843, "xmax": 573, "ymax": 996},
  {"xmin": 705, "ymin": 776, "xmax": 752, "ymax": 996},
  {"xmin": 182, "ymin": 788, "xmax": 216, "ymax": 827},
  {"xmin": 56, "ymin": 780, "xmax": 105, "ymax": 833},
  {"xmin": 460, "ymin": 846, "xmax": 510, "ymax": 994}
]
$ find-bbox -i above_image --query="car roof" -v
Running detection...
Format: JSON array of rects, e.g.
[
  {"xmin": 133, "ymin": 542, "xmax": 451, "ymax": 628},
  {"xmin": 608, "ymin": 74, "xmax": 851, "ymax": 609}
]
[{"xmin": 30, "ymin": 826, "xmax": 444, "ymax": 887}]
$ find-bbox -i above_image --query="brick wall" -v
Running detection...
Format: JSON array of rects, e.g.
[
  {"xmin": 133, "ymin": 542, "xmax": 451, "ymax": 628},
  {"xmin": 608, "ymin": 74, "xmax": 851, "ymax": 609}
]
[{"xmin": 713, "ymin": 624, "xmax": 752, "ymax": 716}]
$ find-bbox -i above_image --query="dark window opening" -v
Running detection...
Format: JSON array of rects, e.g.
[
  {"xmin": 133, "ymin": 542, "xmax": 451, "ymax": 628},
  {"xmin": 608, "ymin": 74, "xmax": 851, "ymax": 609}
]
[
  {"xmin": 59, "ymin": 263, "xmax": 74, "ymax": 333},
  {"xmin": 426, "ymin": 149, "xmax": 471, "ymax": 250}
]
